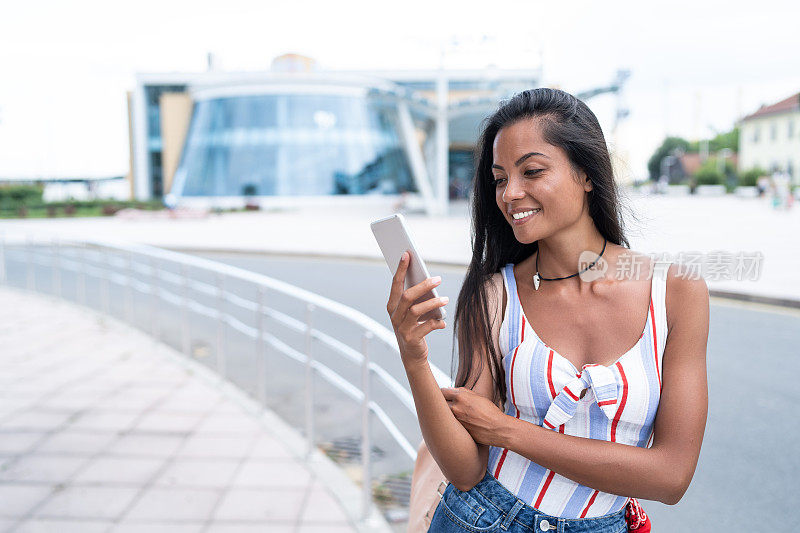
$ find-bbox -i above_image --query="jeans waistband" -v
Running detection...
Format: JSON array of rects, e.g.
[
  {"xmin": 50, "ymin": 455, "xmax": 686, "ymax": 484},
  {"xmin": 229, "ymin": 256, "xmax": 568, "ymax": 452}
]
[{"xmin": 469, "ymin": 469, "xmax": 627, "ymax": 531}]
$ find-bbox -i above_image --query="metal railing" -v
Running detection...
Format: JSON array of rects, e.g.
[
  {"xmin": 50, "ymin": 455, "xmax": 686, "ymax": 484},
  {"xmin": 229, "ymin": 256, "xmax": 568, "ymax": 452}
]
[{"xmin": 0, "ymin": 231, "xmax": 453, "ymax": 523}]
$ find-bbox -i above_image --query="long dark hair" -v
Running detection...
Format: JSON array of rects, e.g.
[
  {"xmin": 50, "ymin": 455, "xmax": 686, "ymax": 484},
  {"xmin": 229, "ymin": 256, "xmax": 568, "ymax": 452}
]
[{"xmin": 451, "ymin": 88, "xmax": 632, "ymax": 409}]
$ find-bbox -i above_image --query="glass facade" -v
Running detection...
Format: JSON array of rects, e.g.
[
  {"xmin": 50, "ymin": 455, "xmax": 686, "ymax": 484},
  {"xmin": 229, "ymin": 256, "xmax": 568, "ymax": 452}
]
[
  {"xmin": 173, "ymin": 92, "xmax": 416, "ymax": 197},
  {"xmin": 145, "ymin": 84, "xmax": 187, "ymax": 197}
]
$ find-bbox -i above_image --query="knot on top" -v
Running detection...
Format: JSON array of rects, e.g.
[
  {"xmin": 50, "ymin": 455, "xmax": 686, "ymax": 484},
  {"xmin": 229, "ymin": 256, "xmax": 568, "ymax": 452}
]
[{"xmin": 542, "ymin": 364, "xmax": 620, "ymax": 430}]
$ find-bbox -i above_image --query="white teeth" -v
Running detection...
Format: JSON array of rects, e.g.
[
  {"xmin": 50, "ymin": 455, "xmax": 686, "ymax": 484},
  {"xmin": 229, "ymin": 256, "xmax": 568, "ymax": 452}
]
[{"xmin": 512, "ymin": 209, "xmax": 540, "ymax": 220}]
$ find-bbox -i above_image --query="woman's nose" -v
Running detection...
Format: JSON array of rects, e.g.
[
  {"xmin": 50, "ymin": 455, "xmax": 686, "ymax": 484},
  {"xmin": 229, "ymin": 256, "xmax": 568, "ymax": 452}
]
[{"xmin": 502, "ymin": 175, "xmax": 526, "ymax": 203}]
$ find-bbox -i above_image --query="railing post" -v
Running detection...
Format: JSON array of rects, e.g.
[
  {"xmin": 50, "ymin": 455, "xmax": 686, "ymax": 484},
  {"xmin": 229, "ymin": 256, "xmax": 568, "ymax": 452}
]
[
  {"xmin": 256, "ymin": 286, "xmax": 267, "ymax": 405},
  {"xmin": 26, "ymin": 234, "xmax": 34, "ymax": 291},
  {"xmin": 181, "ymin": 264, "xmax": 190, "ymax": 357},
  {"xmin": 0, "ymin": 230, "xmax": 6, "ymax": 285},
  {"xmin": 101, "ymin": 248, "xmax": 110, "ymax": 315},
  {"xmin": 52, "ymin": 237, "xmax": 61, "ymax": 298},
  {"xmin": 216, "ymin": 273, "xmax": 226, "ymax": 378},
  {"xmin": 78, "ymin": 243, "xmax": 87, "ymax": 306},
  {"xmin": 150, "ymin": 257, "xmax": 160, "ymax": 341},
  {"xmin": 304, "ymin": 302, "xmax": 316, "ymax": 458},
  {"xmin": 361, "ymin": 330, "xmax": 374, "ymax": 521},
  {"xmin": 126, "ymin": 251, "xmax": 134, "ymax": 324}
]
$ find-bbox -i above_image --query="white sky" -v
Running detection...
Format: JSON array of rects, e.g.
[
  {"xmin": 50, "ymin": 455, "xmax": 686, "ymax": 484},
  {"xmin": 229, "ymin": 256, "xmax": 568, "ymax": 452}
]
[{"xmin": 1, "ymin": 0, "xmax": 799, "ymax": 180}]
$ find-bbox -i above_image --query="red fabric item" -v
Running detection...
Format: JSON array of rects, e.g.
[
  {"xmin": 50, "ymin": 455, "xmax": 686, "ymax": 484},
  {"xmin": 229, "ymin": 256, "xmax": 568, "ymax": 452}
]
[{"xmin": 625, "ymin": 498, "xmax": 651, "ymax": 532}]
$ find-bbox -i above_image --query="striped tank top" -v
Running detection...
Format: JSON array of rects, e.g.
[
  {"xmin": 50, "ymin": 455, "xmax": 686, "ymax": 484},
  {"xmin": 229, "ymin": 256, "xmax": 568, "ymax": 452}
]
[{"xmin": 487, "ymin": 260, "xmax": 672, "ymax": 518}]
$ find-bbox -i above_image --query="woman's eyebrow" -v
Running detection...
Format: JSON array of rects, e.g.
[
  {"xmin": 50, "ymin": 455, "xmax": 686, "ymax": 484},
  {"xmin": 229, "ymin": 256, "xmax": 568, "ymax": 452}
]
[{"xmin": 492, "ymin": 152, "xmax": 550, "ymax": 171}]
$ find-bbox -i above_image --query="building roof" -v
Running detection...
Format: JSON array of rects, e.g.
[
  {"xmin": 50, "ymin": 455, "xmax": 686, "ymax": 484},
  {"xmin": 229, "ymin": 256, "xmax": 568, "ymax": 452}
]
[{"xmin": 741, "ymin": 92, "xmax": 800, "ymax": 121}]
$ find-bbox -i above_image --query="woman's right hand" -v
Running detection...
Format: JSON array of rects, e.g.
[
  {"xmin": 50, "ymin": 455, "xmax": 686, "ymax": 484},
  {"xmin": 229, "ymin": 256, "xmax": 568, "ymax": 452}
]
[{"xmin": 386, "ymin": 250, "xmax": 448, "ymax": 368}]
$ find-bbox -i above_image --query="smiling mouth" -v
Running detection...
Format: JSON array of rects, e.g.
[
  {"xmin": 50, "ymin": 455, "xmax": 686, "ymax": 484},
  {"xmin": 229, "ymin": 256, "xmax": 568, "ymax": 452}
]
[{"xmin": 511, "ymin": 209, "xmax": 541, "ymax": 224}]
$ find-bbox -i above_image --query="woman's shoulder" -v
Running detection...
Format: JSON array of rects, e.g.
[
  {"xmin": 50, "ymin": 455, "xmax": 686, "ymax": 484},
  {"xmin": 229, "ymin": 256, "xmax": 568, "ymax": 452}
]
[
  {"xmin": 483, "ymin": 271, "xmax": 507, "ymax": 334},
  {"xmin": 664, "ymin": 261, "xmax": 709, "ymax": 337}
]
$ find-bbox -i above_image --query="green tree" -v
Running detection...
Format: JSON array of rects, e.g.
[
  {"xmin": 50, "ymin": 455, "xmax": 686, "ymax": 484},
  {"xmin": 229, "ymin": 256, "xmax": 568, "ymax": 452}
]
[
  {"xmin": 739, "ymin": 167, "xmax": 767, "ymax": 187},
  {"xmin": 693, "ymin": 158, "xmax": 736, "ymax": 186},
  {"xmin": 647, "ymin": 137, "xmax": 690, "ymax": 180},
  {"xmin": 689, "ymin": 127, "xmax": 740, "ymax": 153}
]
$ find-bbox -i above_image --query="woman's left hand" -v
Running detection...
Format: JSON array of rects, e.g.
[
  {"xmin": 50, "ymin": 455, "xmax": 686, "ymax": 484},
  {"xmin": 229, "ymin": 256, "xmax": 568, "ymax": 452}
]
[{"xmin": 441, "ymin": 386, "xmax": 510, "ymax": 447}]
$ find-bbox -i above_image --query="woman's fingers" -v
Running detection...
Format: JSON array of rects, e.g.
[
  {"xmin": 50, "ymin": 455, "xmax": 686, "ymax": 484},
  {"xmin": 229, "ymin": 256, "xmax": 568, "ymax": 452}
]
[
  {"xmin": 387, "ymin": 251, "xmax": 443, "ymax": 325},
  {"xmin": 386, "ymin": 250, "xmax": 410, "ymax": 316},
  {"xmin": 406, "ymin": 318, "xmax": 446, "ymax": 342},
  {"xmin": 409, "ymin": 295, "xmax": 448, "ymax": 321},
  {"xmin": 394, "ymin": 276, "xmax": 442, "ymax": 324},
  {"xmin": 440, "ymin": 387, "xmax": 456, "ymax": 401}
]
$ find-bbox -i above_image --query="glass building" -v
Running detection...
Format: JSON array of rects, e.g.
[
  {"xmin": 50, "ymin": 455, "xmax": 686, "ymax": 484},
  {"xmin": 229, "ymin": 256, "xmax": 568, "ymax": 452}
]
[
  {"xmin": 144, "ymin": 84, "xmax": 186, "ymax": 198},
  {"xmin": 128, "ymin": 58, "xmax": 549, "ymax": 214},
  {"xmin": 172, "ymin": 89, "xmax": 415, "ymax": 199}
]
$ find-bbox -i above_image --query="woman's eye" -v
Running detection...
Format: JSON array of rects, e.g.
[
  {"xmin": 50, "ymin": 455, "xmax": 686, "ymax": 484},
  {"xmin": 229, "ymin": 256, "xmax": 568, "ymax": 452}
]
[
  {"xmin": 492, "ymin": 178, "xmax": 505, "ymax": 186},
  {"xmin": 525, "ymin": 169, "xmax": 543, "ymax": 176}
]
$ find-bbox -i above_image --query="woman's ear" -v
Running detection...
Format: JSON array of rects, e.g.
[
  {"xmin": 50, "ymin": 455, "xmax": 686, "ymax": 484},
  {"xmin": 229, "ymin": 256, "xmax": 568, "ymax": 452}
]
[{"xmin": 580, "ymin": 169, "xmax": 592, "ymax": 192}]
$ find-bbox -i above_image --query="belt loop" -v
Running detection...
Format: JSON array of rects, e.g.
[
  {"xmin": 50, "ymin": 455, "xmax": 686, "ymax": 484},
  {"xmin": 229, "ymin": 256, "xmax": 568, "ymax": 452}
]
[{"xmin": 500, "ymin": 499, "xmax": 525, "ymax": 530}]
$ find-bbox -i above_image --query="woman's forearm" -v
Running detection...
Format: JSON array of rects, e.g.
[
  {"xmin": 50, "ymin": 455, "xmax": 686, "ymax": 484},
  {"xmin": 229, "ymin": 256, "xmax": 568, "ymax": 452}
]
[
  {"xmin": 405, "ymin": 358, "xmax": 485, "ymax": 490},
  {"xmin": 499, "ymin": 416, "xmax": 678, "ymax": 504}
]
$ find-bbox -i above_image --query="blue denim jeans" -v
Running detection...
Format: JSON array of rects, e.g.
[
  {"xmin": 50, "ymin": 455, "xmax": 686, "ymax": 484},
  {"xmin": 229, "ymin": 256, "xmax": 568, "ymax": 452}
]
[{"xmin": 428, "ymin": 469, "xmax": 628, "ymax": 533}]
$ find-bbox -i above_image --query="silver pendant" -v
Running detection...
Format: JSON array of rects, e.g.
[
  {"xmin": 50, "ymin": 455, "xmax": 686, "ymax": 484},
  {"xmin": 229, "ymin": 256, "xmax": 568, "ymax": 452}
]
[{"xmin": 533, "ymin": 273, "xmax": 540, "ymax": 290}]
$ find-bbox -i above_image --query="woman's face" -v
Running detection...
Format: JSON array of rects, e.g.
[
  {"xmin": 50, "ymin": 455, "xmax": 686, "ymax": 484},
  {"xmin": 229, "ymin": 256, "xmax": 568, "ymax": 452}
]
[{"xmin": 492, "ymin": 117, "xmax": 592, "ymax": 244}]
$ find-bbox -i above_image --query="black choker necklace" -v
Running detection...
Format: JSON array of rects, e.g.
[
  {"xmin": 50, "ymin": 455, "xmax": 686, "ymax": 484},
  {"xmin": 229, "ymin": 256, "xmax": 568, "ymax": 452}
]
[{"xmin": 533, "ymin": 237, "xmax": 608, "ymax": 291}]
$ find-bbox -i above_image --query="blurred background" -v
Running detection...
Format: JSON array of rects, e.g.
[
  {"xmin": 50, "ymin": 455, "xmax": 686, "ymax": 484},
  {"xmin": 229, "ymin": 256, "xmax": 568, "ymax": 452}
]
[{"xmin": 1, "ymin": 1, "xmax": 799, "ymax": 532}]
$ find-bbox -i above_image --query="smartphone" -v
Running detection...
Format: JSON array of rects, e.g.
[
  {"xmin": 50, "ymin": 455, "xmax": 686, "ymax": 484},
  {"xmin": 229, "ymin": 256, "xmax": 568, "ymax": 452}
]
[{"xmin": 370, "ymin": 213, "xmax": 446, "ymax": 322}]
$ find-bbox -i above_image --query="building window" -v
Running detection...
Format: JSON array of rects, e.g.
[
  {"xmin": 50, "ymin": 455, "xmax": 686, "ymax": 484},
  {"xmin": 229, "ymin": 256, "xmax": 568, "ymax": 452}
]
[
  {"xmin": 753, "ymin": 126, "xmax": 760, "ymax": 143},
  {"xmin": 789, "ymin": 119, "xmax": 795, "ymax": 139},
  {"xmin": 770, "ymin": 123, "xmax": 777, "ymax": 141},
  {"xmin": 174, "ymin": 93, "xmax": 416, "ymax": 198}
]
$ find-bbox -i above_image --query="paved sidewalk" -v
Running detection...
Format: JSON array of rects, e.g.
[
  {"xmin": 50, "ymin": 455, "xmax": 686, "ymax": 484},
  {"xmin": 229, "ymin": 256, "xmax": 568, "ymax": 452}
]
[{"xmin": 0, "ymin": 286, "xmax": 390, "ymax": 533}]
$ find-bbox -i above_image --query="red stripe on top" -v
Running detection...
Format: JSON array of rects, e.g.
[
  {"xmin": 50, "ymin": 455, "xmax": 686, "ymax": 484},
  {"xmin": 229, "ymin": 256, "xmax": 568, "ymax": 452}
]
[
  {"xmin": 580, "ymin": 490, "xmax": 600, "ymax": 518},
  {"xmin": 534, "ymin": 470, "xmax": 556, "ymax": 509},
  {"xmin": 494, "ymin": 314, "xmax": 526, "ymax": 479},
  {"xmin": 650, "ymin": 299, "xmax": 661, "ymax": 389},
  {"xmin": 533, "ymin": 348, "xmax": 567, "ymax": 507},
  {"xmin": 546, "ymin": 349, "xmax": 556, "ymax": 398},
  {"xmin": 493, "ymin": 448, "xmax": 510, "ymax": 478},
  {"xmin": 597, "ymin": 399, "xmax": 617, "ymax": 406},
  {"xmin": 565, "ymin": 387, "xmax": 580, "ymax": 401},
  {"xmin": 611, "ymin": 362, "xmax": 629, "ymax": 442}
]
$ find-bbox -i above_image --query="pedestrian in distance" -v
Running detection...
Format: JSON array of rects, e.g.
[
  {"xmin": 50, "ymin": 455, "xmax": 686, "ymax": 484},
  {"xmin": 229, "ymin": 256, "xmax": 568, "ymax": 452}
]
[{"xmin": 387, "ymin": 88, "xmax": 709, "ymax": 532}]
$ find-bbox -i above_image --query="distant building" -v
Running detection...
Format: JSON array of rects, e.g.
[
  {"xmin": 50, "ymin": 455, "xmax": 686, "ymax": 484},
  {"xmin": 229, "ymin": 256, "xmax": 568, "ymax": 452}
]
[
  {"xmin": 127, "ymin": 55, "xmax": 543, "ymax": 214},
  {"xmin": 738, "ymin": 92, "xmax": 799, "ymax": 185},
  {"xmin": 127, "ymin": 54, "xmax": 627, "ymax": 214}
]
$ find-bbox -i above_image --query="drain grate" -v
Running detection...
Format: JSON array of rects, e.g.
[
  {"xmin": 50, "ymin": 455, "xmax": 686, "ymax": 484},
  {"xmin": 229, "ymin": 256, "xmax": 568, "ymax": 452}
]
[
  {"xmin": 373, "ymin": 471, "xmax": 413, "ymax": 523},
  {"xmin": 319, "ymin": 435, "xmax": 385, "ymax": 463},
  {"xmin": 319, "ymin": 436, "xmax": 412, "ymax": 524}
]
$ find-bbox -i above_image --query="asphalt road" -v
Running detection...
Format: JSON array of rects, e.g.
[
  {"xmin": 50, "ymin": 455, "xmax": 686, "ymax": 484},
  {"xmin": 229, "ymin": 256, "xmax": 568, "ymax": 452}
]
[{"xmin": 4, "ymin": 246, "xmax": 798, "ymax": 531}]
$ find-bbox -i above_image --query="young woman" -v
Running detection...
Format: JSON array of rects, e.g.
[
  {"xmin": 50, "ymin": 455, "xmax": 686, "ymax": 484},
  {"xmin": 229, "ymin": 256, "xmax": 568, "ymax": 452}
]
[{"xmin": 387, "ymin": 88, "xmax": 709, "ymax": 532}]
